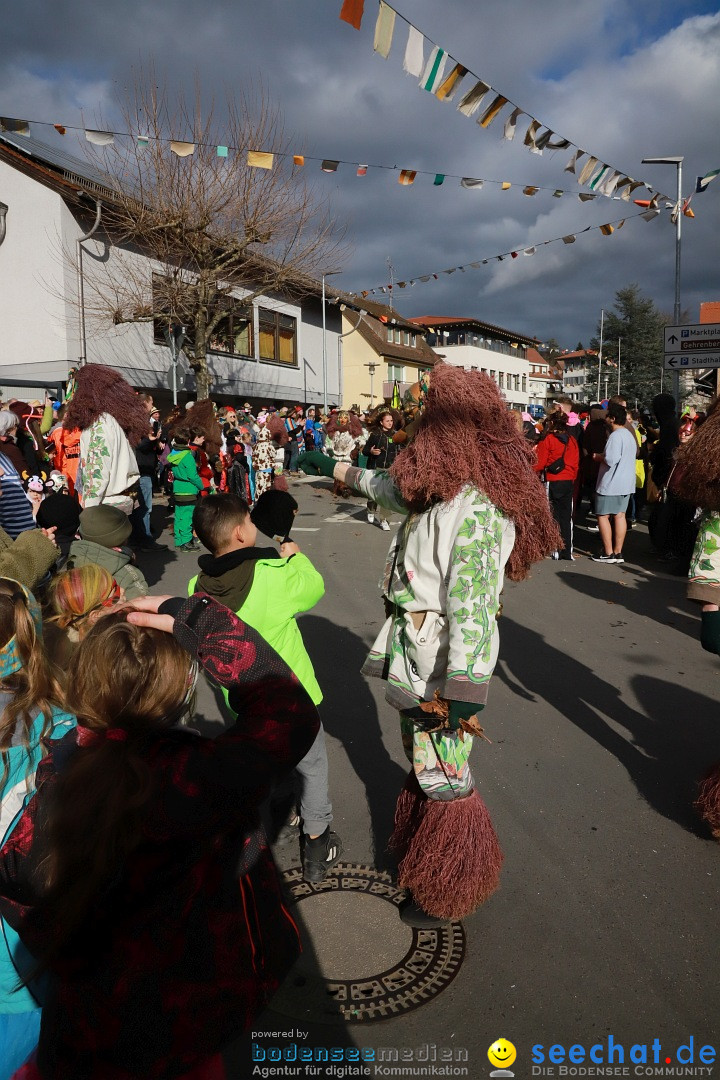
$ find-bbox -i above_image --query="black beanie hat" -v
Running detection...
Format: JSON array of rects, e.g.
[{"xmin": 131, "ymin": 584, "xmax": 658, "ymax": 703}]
[
  {"xmin": 250, "ymin": 490, "xmax": 298, "ymax": 543},
  {"xmin": 36, "ymin": 493, "xmax": 81, "ymax": 538}
]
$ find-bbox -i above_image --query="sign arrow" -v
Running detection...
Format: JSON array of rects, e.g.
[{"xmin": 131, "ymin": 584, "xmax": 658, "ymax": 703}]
[
  {"xmin": 667, "ymin": 357, "xmax": 678, "ymax": 367},
  {"xmin": 668, "ymin": 334, "xmax": 678, "ymax": 344}
]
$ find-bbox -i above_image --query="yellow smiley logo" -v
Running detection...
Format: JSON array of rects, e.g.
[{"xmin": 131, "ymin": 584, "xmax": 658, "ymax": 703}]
[{"xmin": 488, "ymin": 1040, "xmax": 517, "ymax": 1069}]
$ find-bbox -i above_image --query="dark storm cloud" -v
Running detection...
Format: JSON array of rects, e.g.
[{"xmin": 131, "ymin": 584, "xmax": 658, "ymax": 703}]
[{"xmin": 2, "ymin": 0, "xmax": 718, "ymax": 345}]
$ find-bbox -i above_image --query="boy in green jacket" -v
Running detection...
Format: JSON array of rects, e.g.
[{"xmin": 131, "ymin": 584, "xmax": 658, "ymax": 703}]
[
  {"xmin": 189, "ymin": 493, "xmax": 342, "ymax": 882},
  {"xmin": 167, "ymin": 429, "xmax": 203, "ymax": 551}
]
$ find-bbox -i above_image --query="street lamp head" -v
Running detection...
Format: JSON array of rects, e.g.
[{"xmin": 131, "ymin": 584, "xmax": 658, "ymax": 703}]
[{"xmin": 641, "ymin": 156, "xmax": 684, "ymax": 165}]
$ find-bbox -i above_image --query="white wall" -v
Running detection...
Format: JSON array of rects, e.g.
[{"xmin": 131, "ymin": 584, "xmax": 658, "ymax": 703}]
[
  {"xmin": 0, "ymin": 161, "xmax": 74, "ymax": 383},
  {"xmin": 0, "ymin": 163, "xmax": 341, "ymax": 403},
  {"xmin": 438, "ymin": 343, "xmax": 531, "ymax": 407}
]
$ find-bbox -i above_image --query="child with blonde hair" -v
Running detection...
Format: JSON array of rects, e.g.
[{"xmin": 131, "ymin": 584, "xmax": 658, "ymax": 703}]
[{"xmin": 0, "ymin": 579, "xmax": 75, "ymax": 1078}]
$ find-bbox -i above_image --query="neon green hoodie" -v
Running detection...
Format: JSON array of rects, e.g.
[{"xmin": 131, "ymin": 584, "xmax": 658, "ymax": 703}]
[{"xmin": 189, "ymin": 548, "xmax": 324, "ymax": 705}]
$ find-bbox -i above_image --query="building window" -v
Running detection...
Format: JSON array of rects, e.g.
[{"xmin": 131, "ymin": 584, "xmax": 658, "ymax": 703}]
[
  {"xmin": 387, "ymin": 363, "xmax": 404, "ymax": 382},
  {"xmin": 387, "ymin": 328, "xmax": 394, "ymax": 343},
  {"xmin": 497, "ymin": 372, "xmax": 504, "ymax": 389},
  {"xmin": 490, "ymin": 370, "xmax": 496, "ymax": 379},
  {"xmin": 522, "ymin": 375, "xmax": 527, "ymax": 392},
  {"xmin": 259, "ymin": 308, "xmax": 297, "ymax": 365},
  {"xmin": 514, "ymin": 375, "xmax": 520, "ymax": 392},
  {"xmin": 411, "ymin": 333, "xmax": 416, "ymax": 348},
  {"xmin": 152, "ymin": 275, "xmax": 254, "ymax": 359},
  {"xmin": 394, "ymin": 328, "xmax": 403, "ymax": 344}
]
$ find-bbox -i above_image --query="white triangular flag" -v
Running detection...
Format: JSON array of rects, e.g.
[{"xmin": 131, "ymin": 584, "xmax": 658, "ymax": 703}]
[{"xmin": 403, "ymin": 25, "xmax": 424, "ymax": 77}]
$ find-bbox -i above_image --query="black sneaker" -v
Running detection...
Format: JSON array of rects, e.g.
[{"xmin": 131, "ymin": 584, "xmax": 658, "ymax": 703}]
[
  {"xmin": 302, "ymin": 827, "xmax": 343, "ymax": 883},
  {"xmin": 592, "ymin": 552, "xmax": 617, "ymax": 563},
  {"xmin": 613, "ymin": 553, "xmax": 624, "ymax": 564},
  {"xmin": 398, "ymin": 896, "xmax": 450, "ymax": 928}
]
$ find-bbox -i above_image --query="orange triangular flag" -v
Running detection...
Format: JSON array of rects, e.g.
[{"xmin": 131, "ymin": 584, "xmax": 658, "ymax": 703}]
[{"xmin": 339, "ymin": 0, "xmax": 364, "ymax": 30}]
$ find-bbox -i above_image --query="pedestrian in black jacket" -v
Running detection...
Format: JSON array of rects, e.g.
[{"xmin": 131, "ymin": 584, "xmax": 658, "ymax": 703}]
[{"xmin": 363, "ymin": 407, "xmax": 402, "ymax": 531}]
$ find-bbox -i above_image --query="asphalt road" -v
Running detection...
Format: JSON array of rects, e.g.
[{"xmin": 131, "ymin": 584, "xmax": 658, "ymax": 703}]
[{"xmin": 146, "ymin": 479, "xmax": 720, "ymax": 1078}]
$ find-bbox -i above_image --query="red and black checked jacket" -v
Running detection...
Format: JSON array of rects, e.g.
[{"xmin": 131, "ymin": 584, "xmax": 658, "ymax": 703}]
[{"xmin": 0, "ymin": 594, "xmax": 319, "ymax": 1080}]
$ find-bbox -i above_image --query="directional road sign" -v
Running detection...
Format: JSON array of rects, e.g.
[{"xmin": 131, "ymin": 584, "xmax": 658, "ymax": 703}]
[
  {"xmin": 664, "ymin": 353, "xmax": 720, "ymax": 370},
  {"xmin": 664, "ymin": 322, "xmax": 720, "ymax": 369}
]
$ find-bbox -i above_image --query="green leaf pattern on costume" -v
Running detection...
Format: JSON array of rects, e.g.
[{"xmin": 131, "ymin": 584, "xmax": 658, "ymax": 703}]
[
  {"xmin": 447, "ymin": 500, "xmax": 503, "ymax": 682},
  {"xmin": 689, "ymin": 512, "xmax": 720, "ymax": 586},
  {"xmin": 83, "ymin": 419, "xmax": 111, "ymax": 503}
]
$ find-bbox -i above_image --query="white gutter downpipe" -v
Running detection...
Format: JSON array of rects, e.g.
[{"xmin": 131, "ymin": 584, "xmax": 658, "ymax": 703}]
[{"xmin": 77, "ymin": 197, "xmax": 103, "ymax": 365}]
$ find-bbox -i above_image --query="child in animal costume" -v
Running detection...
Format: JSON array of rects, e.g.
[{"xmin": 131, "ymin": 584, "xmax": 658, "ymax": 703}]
[{"xmin": 301, "ymin": 364, "xmax": 560, "ymax": 927}]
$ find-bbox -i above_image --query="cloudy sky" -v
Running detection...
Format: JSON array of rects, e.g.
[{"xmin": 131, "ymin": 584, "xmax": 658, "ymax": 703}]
[{"xmin": 3, "ymin": 0, "xmax": 719, "ymax": 347}]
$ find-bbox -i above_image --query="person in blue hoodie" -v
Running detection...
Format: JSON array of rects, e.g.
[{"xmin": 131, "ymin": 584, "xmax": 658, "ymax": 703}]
[{"xmin": 0, "ymin": 579, "xmax": 75, "ymax": 1080}]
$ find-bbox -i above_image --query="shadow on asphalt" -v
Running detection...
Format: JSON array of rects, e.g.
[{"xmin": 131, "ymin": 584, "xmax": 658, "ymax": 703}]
[
  {"xmin": 497, "ymin": 616, "xmax": 718, "ymax": 836},
  {"xmin": 555, "ymin": 568, "xmax": 700, "ymax": 642},
  {"xmin": 301, "ymin": 615, "xmax": 408, "ymax": 871}
]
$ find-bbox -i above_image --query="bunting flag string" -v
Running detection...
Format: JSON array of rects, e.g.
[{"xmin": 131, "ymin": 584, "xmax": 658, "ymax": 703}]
[
  {"xmin": 696, "ymin": 168, "xmax": 720, "ymax": 193},
  {"xmin": 352, "ymin": 209, "xmax": 659, "ymax": 298},
  {"xmin": 345, "ymin": 1, "xmax": 673, "ymax": 206},
  {"xmin": 0, "ymin": 111, "xmax": 685, "ymax": 212}
]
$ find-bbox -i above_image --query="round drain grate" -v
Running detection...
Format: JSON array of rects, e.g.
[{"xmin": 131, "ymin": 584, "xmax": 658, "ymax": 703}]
[{"xmin": 273, "ymin": 863, "xmax": 466, "ymax": 1024}]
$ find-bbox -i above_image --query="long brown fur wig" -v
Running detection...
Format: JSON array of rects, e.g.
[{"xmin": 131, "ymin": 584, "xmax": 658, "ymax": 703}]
[
  {"xmin": 674, "ymin": 397, "xmax": 720, "ymax": 509},
  {"xmin": 170, "ymin": 399, "xmax": 222, "ymax": 458},
  {"xmin": 326, "ymin": 411, "xmax": 363, "ymax": 438},
  {"xmin": 62, "ymin": 364, "xmax": 149, "ymax": 446},
  {"xmin": 389, "ymin": 363, "xmax": 561, "ymax": 580}
]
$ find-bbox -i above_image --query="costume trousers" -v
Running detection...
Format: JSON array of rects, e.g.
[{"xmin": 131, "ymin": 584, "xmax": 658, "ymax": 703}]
[
  {"xmin": 548, "ymin": 479, "xmax": 574, "ymax": 559},
  {"xmin": 174, "ymin": 501, "xmax": 195, "ymax": 546}
]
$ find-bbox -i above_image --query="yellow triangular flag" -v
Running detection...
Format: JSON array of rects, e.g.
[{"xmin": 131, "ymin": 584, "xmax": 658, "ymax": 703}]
[
  {"xmin": 247, "ymin": 151, "xmax": 274, "ymax": 169},
  {"xmin": 170, "ymin": 141, "xmax": 195, "ymax": 157},
  {"xmin": 501, "ymin": 181, "xmax": 511, "ymax": 190},
  {"xmin": 600, "ymin": 223, "xmax": 614, "ymax": 235},
  {"xmin": 293, "ymin": 155, "xmax": 305, "ymax": 167}
]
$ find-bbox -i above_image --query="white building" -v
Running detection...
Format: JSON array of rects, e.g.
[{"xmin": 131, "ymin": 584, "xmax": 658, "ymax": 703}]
[
  {"xmin": 527, "ymin": 347, "xmax": 565, "ymax": 414},
  {"xmin": 0, "ymin": 131, "xmax": 342, "ymax": 407},
  {"xmin": 409, "ymin": 316, "xmax": 540, "ymax": 410}
]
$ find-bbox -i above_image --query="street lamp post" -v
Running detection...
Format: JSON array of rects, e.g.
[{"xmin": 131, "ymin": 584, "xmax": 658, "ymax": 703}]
[
  {"xmin": 597, "ymin": 309, "xmax": 604, "ymax": 401},
  {"xmin": 642, "ymin": 156, "xmax": 683, "ymax": 402},
  {"xmin": 163, "ymin": 323, "xmax": 186, "ymax": 406},
  {"xmin": 321, "ymin": 271, "xmax": 342, "ymax": 414}
]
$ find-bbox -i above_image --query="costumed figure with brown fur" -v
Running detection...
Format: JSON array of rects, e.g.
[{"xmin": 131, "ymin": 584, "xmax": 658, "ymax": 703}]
[
  {"xmin": 673, "ymin": 397, "xmax": 720, "ymax": 838},
  {"xmin": 62, "ymin": 365, "xmax": 146, "ymax": 515},
  {"xmin": 169, "ymin": 400, "xmax": 223, "ymax": 498},
  {"xmin": 300, "ymin": 364, "xmax": 561, "ymax": 928},
  {"xmin": 263, "ymin": 414, "xmax": 289, "ymax": 494},
  {"xmin": 325, "ymin": 410, "xmax": 363, "ymax": 497}
]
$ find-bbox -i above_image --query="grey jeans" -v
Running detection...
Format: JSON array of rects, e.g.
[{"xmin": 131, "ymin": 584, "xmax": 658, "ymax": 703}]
[{"xmin": 296, "ymin": 723, "xmax": 333, "ymax": 836}]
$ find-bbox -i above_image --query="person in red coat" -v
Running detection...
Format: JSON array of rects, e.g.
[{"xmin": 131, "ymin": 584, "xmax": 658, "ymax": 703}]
[{"xmin": 534, "ymin": 411, "xmax": 580, "ymax": 560}]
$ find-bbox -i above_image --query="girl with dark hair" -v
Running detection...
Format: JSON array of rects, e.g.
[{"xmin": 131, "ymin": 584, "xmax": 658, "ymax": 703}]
[
  {"xmin": 362, "ymin": 407, "xmax": 403, "ymax": 531},
  {"xmin": 301, "ymin": 364, "xmax": 560, "ymax": 928},
  {"xmin": 533, "ymin": 410, "xmax": 580, "ymax": 561},
  {"xmin": 0, "ymin": 580, "xmax": 75, "ymax": 1078},
  {"xmin": 0, "ymin": 593, "xmax": 319, "ymax": 1080}
]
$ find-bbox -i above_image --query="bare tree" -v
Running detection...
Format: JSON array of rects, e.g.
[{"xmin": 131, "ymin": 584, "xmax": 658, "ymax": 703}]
[{"xmin": 72, "ymin": 75, "xmax": 346, "ymax": 397}]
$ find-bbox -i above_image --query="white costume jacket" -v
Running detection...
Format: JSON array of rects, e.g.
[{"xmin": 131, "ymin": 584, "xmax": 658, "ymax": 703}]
[{"xmin": 346, "ymin": 467, "xmax": 515, "ymax": 711}]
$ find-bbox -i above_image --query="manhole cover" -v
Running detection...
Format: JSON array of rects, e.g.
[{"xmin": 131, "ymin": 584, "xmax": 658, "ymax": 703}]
[{"xmin": 273, "ymin": 863, "xmax": 465, "ymax": 1024}]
